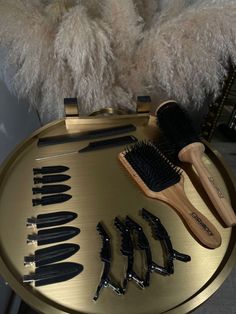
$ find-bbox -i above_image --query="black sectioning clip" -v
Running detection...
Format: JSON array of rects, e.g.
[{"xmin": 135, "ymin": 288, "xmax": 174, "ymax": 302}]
[
  {"xmin": 93, "ymin": 222, "xmax": 123, "ymax": 301},
  {"xmin": 125, "ymin": 216, "xmax": 169, "ymax": 287},
  {"xmin": 114, "ymin": 217, "xmax": 145, "ymax": 292},
  {"xmin": 141, "ymin": 208, "xmax": 191, "ymax": 275}
]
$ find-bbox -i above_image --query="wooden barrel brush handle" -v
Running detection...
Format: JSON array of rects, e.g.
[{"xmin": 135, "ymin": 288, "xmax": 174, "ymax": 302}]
[
  {"xmin": 178, "ymin": 142, "xmax": 236, "ymax": 227},
  {"xmin": 160, "ymin": 178, "xmax": 222, "ymax": 249}
]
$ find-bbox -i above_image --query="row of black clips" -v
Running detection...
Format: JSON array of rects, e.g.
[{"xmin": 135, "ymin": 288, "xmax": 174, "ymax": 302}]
[
  {"xmin": 23, "ymin": 165, "xmax": 83, "ymax": 286},
  {"xmin": 32, "ymin": 165, "xmax": 72, "ymax": 206},
  {"xmin": 94, "ymin": 208, "xmax": 191, "ymax": 301}
]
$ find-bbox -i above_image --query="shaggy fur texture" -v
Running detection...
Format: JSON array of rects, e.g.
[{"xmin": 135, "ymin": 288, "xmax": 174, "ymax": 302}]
[{"xmin": 0, "ymin": 0, "xmax": 235, "ymax": 123}]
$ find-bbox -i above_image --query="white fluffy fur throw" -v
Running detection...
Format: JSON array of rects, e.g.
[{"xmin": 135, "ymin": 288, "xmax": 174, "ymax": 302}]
[{"xmin": 0, "ymin": 0, "xmax": 236, "ymax": 123}]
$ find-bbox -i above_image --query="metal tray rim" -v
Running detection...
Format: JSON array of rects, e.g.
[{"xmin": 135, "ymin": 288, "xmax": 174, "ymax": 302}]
[{"xmin": 0, "ymin": 117, "xmax": 235, "ymax": 314}]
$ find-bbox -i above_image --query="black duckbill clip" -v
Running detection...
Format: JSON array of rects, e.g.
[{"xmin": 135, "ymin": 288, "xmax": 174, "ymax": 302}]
[
  {"xmin": 32, "ymin": 184, "xmax": 71, "ymax": 195},
  {"xmin": 93, "ymin": 222, "xmax": 123, "ymax": 301},
  {"xmin": 125, "ymin": 216, "xmax": 169, "ymax": 286},
  {"xmin": 23, "ymin": 262, "xmax": 83, "ymax": 286},
  {"xmin": 32, "ymin": 193, "xmax": 72, "ymax": 206},
  {"xmin": 27, "ymin": 226, "xmax": 80, "ymax": 246},
  {"xmin": 24, "ymin": 243, "xmax": 80, "ymax": 267},
  {"xmin": 33, "ymin": 174, "xmax": 71, "ymax": 184},
  {"xmin": 114, "ymin": 217, "xmax": 145, "ymax": 292},
  {"xmin": 33, "ymin": 166, "xmax": 69, "ymax": 175},
  {"xmin": 141, "ymin": 208, "xmax": 191, "ymax": 275},
  {"xmin": 26, "ymin": 211, "xmax": 77, "ymax": 229}
]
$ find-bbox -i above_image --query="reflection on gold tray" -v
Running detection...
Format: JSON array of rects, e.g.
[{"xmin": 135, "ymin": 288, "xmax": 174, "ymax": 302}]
[{"xmin": 0, "ymin": 114, "xmax": 235, "ymax": 314}]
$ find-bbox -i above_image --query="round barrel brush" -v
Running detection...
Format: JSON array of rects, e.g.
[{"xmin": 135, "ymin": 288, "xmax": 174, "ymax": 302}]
[{"xmin": 156, "ymin": 101, "xmax": 236, "ymax": 227}]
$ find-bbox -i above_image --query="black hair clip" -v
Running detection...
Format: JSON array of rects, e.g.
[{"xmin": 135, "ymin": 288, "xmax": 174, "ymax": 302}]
[
  {"xmin": 23, "ymin": 262, "xmax": 83, "ymax": 286},
  {"xmin": 32, "ymin": 193, "xmax": 72, "ymax": 206},
  {"xmin": 33, "ymin": 166, "xmax": 69, "ymax": 175},
  {"xmin": 27, "ymin": 226, "xmax": 80, "ymax": 246},
  {"xmin": 141, "ymin": 208, "xmax": 191, "ymax": 275},
  {"xmin": 26, "ymin": 211, "xmax": 77, "ymax": 229},
  {"xmin": 24, "ymin": 243, "xmax": 80, "ymax": 267},
  {"xmin": 125, "ymin": 216, "xmax": 169, "ymax": 287},
  {"xmin": 33, "ymin": 174, "xmax": 71, "ymax": 184},
  {"xmin": 114, "ymin": 217, "xmax": 145, "ymax": 292},
  {"xmin": 93, "ymin": 222, "xmax": 123, "ymax": 301},
  {"xmin": 32, "ymin": 184, "xmax": 71, "ymax": 195}
]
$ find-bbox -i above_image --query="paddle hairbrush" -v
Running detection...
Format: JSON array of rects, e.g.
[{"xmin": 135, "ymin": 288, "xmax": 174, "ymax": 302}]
[
  {"xmin": 119, "ymin": 141, "xmax": 221, "ymax": 249},
  {"xmin": 156, "ymin": 101, "xmax": 236, "ymax": 227}
]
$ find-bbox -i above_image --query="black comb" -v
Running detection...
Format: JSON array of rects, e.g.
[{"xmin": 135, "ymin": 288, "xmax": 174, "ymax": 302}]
[{"xmin": 38, "ymin": 124, "xmax": 136, "ymax": 146}]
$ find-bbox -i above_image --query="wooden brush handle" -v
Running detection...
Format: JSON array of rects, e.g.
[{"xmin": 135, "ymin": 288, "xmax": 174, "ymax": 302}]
[
  {"xmin": 179, "ymin": 143, "xmax": 236, "ymax": 227},
  {"xmin": 160, "ymin": 178, "xmax": 222, "ymax": 249}
]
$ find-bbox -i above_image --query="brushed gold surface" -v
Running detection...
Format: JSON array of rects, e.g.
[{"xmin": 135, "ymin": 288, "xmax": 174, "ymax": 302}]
[
  {"xmin": 0, "ymin": 115, "xmax": 235, "ymax": 314},
  {"xmin": 89, "ymin": 107, "xmax": 133, "ymax": 116}
]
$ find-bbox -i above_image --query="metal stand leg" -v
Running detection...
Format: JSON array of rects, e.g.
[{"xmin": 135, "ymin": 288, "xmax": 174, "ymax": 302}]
[{"xmin": 218, "ymin": 104, "xmax": 236, "ymax": 142}]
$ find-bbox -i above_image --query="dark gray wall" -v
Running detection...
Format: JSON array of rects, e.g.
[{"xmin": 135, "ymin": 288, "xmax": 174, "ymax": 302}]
[
  {"xmin": 0, "ymin": 79, "xmax": 40, "ymax": 313},
  {"xmin": 0, "ymin": 80, "xmax": 41, "ymax": 164}
]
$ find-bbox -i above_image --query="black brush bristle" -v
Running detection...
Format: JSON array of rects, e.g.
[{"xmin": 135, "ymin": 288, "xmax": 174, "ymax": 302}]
[
  {"xmin": 157, "ymin": 102, "xmax": 200, "ymax": 153},
  {"xmin": 123, "ymin": 141, "xmax": 181, "ymax": 192},
  {"xmin": 153, "ymin": 133, "xmax": 179, "ymax": 165}
]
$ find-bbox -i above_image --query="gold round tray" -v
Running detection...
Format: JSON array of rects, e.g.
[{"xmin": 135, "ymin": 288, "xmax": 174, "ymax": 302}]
[{"xmin": 0, "ymin": 114, "xmax": 235, "ymax": 314}]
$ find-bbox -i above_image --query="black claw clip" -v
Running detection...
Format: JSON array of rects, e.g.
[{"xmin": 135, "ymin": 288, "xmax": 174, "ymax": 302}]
[
  {"xmin": 141, "ymin": 208, "xmax": 191, "ymax": 275},
  {"xmin": 93, "ymin": 222, "xmax": 123, "ymax": 301},
  {"xmin": 114, "ymin": 217, "xmax": 145, "ymax": 292},
  {"xmin": 125, "ymin": 216, "xmax": 168, "ymax": 286}
]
